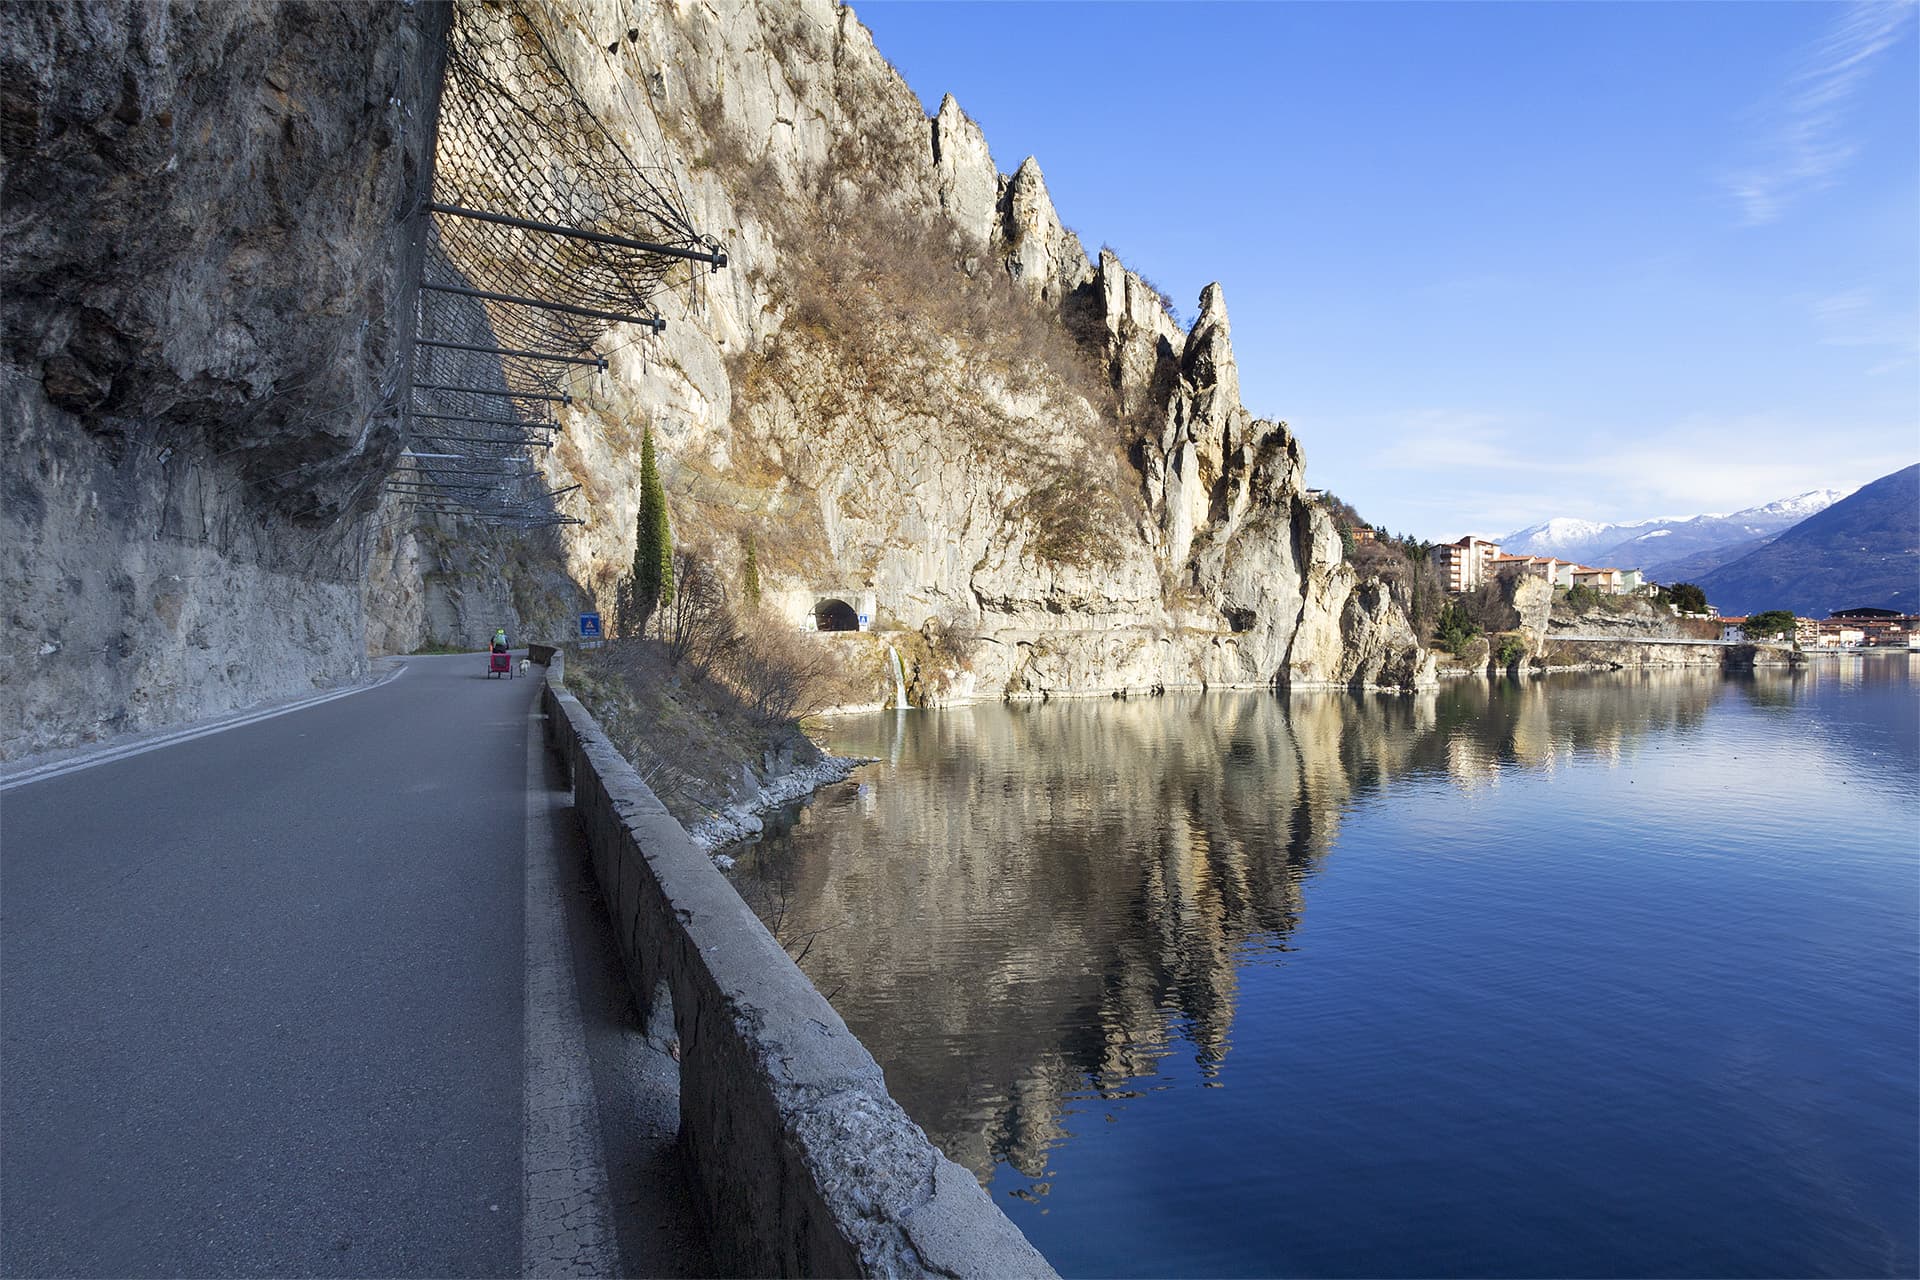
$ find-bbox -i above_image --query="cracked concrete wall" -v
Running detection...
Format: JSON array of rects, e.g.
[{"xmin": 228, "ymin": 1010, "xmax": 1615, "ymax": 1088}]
[{"xmin": 543, "ymin": 666, "xmax": 1055, "ymax": 1278}]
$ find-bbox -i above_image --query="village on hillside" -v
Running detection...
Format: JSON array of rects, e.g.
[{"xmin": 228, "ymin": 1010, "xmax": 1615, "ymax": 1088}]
[
  {"xmin": 1427, "ymin": 534, "xmax": 1650, "ymax": 598},
  {"xmin": 1373, "ymin": 522, "xmax": 1920, "ymax": 653}
]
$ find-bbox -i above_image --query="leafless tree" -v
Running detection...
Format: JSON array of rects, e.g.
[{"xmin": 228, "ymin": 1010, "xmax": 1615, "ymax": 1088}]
[
  {"xmin": 662, "ymin": 548, "xmax": 737, "ymax": 671},
  {"xmin": 713, "ymin": 625, "xmax": 850, "ymax": 725}
]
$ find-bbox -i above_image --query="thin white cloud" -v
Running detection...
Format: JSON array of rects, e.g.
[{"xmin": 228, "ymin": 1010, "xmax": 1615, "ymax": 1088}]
[
  {"xmin": 1811, "ymin": 287, "xmax": 1920, "ymax": 373},
  {"xmin": 1338, "ymin": 407, "xmax": 1915, "ymax": 539},
  {"xmin": 1723, "ymin": 0, "xmax": 1917, "ymax": 225}
]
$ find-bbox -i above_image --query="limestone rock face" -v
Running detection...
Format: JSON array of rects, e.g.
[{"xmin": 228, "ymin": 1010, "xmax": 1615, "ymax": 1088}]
[
  {"xmin": 1511, "ymin": 575, "xmax": 1554, "ymax": 645},
  {"xmin": 1547, "ymin": 593, "xmax": 1689, "ymax": 639},
  {"xmin": 1152, "ymin": 285, "xmax": 1256, "ymax": 569},
  {"xmin": 1338, "ymin": 581, "xmax": 1435, "ymax": 689},
  {"xmin": 4, "ymin": 0, "xmax": 1430, "ymax": 760},
  {"xmin": 366, "ymin": 0, "xmax": 1431, "ymax": 700},
  {"xmin": 1096, "ymin": 250, "xmax": 1184, "ymax": 419},
  {"xmin": 996, "ymin": 158, "xmax": 1095, "ymax": 306},
  {"xmin": 931, "ymin": 95, "xmax": 998, "ymax": 252},
  {"xmin": 1, "ymin": 1, "xmax": 433, "ymax": 516},
  {"xmin": 1, "ymin": 0, "xmax": 443, "ymax": 757}
]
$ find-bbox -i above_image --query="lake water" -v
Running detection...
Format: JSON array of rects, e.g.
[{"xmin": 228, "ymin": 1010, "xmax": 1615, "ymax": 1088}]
[{"xmin": 729, "ymin": 661, "xmax": 1919, "ymax": 1278}]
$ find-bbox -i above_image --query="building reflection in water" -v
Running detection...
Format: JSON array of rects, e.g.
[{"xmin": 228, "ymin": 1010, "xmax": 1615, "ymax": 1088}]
[{"xmin": 727, "ymin": 664, "xmax": 1876, "ymax": 1191}]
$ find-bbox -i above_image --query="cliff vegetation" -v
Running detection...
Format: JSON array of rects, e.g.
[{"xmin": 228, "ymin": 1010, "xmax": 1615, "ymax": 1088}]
[
  {"xmin": 368, "ymin": 0, "xmax": 1434, "ymax": 701},
  {"xmin": 3, "ymin": 0, "xmax": 1435, "ymax": 762}
]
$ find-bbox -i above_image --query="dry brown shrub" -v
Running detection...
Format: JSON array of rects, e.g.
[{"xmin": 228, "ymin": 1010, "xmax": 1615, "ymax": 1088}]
[
  {"xmin": 687, "ymin": 82, "xmax": 750, "ymax": 177},
  {"xmin": 693, "ymin": 84, "xmax": 1173, "ymax": 584},
  {"xmin": 615, "ymin": 548, "xmax": 856, "ymax": 726},
  {"xmin": 1013, "ymin": 465, "xmax": 1132, "ymax": 570},
  {"xmin": 554, "ymin": 433, "xmax": 610, "ymax": 508},
  {"xmin": 661, "ymin": 547, "xmax": 736, "ymax": 670},
  {"xmin": 711, "ymin": 621, "xmax": 853, "ymax": 725},
  {"xmin": 924, "ymin": 609, "xmax": 981, "ymax": 667},
  {"xmin": 771, "ymin": 179, "xmax": 1120, "ymax": 439}
]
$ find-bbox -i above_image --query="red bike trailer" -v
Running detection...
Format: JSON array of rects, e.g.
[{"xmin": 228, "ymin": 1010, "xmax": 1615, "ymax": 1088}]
[{"xmin": 487, "ymin": 650, "xmax": 513, "ymax": 678}]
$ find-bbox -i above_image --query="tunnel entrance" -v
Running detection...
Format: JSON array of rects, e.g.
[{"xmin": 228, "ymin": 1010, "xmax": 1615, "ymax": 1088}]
[{"xmin": 814, "ymin": 599, "xmax": 860, "ymax": 632}]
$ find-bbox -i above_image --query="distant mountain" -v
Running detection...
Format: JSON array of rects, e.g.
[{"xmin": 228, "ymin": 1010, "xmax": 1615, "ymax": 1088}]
[
  {"xmin": 1695, "ymin": 464, "xmax": 1919, "ymax": 617},
  {"xmin": 1500, "ymin": 515, "xmax": 1676, "ymax": 565},
  {"xmin": 1502, "ymin": 489, "xmax": 1850, "ymax": 572},
  {"xmin": 1634, "ymin": 533, "xmax": 1773, "ymax": 584}
]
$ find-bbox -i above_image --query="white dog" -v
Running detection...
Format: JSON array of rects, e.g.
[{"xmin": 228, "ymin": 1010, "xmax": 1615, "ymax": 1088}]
[{"xmin": 518, "ymin": 657, "xmax": 530, "ymax": 676}]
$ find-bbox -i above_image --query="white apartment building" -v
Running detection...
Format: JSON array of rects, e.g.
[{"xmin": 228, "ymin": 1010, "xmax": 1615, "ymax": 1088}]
[{"xmin": 1432, "ymin": 536, "xmax": 1502, "ymax": 592}]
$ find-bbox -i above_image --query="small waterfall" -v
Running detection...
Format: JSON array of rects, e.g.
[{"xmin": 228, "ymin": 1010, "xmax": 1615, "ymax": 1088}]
[{"xmin": 886, "ymin": 644, "xmax": 909, "ymax": 710}]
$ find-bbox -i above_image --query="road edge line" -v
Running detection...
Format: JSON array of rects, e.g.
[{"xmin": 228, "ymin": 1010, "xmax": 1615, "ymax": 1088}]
[{"xmin": 0, "ymin": 663, "xmax": 408, "ymax": 793}]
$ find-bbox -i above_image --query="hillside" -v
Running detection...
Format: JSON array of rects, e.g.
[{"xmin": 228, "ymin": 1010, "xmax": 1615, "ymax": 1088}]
[
  {"xmin": 1632, "ymin": 533, "xmax": 1771, "ymax": 585},
  {"xmin": 359, "ymin": 0, "xmax": 1435, "ymax": 701},
  {"xmin": 1695, "ymin": 465, "xmax": 1919, "ymax": 617},
  {"xmin": 2, "ymin": 0, "xmax": 1432, "ymax": 759}
]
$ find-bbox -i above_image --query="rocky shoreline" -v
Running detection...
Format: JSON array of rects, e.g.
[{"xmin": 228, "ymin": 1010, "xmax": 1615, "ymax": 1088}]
[{"xmin": 692, "ymin": 752, "xmax": 869, "ymax": 855}]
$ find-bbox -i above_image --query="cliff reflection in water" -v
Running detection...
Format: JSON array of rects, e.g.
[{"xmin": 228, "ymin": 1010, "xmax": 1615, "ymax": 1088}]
[{"xmin": 727, "ymin": 667, "xmax": 1847, "ymax": 1185}]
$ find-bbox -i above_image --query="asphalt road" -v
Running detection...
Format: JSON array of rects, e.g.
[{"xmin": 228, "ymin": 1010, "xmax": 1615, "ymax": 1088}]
[{"xmin": 1, "ymin": 654, "xmax": 707, "ymax": 1278}]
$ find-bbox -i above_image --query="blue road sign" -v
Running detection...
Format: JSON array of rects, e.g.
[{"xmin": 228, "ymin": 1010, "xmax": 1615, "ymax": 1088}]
[
  {"xmin": 858, "ymin": 614, "xmax": 870, "ymax": 628},
  {"xmin": 578, "ymin": 612, "xmax": 602, "ymax": 640}
]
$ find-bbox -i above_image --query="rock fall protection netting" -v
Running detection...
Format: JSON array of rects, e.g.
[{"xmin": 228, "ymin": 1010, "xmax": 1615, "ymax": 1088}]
[{"xmin": 394, "ymin": 0, "xmax": 726, "ymax": 528}]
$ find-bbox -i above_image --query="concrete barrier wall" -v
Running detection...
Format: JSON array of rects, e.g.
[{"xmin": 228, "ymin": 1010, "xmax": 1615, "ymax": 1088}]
[{"xmin": 541, "ymin": 661, "xmax": 1055, "ymax": 1279}]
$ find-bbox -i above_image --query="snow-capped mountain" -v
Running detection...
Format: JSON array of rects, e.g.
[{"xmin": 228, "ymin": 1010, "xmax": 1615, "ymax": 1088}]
[
  {"xmin": 1697, "ymin": 466, "xmax": 1918, "ymax": 616},
  {"xmin": 1502, "ymin": 515, "xmax": 1685, "ymax": 564},
  {"xmin": 1501, "ymin": 489, "xmax": 1851, "ymax": 575}
]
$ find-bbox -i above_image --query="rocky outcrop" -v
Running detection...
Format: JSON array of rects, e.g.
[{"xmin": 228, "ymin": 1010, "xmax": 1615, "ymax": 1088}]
[
  {"xmin": 1337, "ymin": 581, "xmax": 1435, "ymax": 688},
  {"xmin": 5, "ymin": 0, "xmax": 1428, "ymax": 761},
  {"xmin": 1, "ymin": 1, "xmax": 447, "ymax": 757},
  {"xmin": 382, "ymin": 0, "xmax": 1432, "ymax": 701},
  {"xmin": 1535, "ymin": 640, "xmax": 1732, "ymax": 671},
  {"xmin": 930, "ymin": 95, "xmax": 997, "ymax": 255},
  {"xmin": 1511, "ymin": 575, "xmax": 1554, "ymax": 644},
  {"xmin": 1429, "ymin": 573, "xmax": 1551, "ymax": 675},
  {"xmin": 1546, "ymin": 593, "xmax": 1693, "ymax": 640},
  {"xmin": 1096, "ymin": 250, "xmax": 1184, "ymax": 420},
  {"xmin": 996, "ymin": 158, "xmax": 1094, "ymax": 307}
]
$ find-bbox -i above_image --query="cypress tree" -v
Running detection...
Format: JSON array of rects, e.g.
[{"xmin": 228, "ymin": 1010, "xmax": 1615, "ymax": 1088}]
[
  {"xmin": 634, "ymin": 426, "xmax": 673, "ymax": 632},
  {"xmin": 742, "ymin": 531, "xmax": 761, "ymax": 608}
]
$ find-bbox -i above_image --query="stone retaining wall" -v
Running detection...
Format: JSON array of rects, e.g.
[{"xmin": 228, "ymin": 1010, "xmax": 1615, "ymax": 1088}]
[{"xmin": 541, "ymin": 658, "xmax": 1055, "ymax": 1278}]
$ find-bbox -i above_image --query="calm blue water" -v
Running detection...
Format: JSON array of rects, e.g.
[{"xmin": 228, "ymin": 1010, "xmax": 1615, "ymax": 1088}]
[{"xmin": 731, "ymin": 661, "xmax": 1920, "ymax": 1277}]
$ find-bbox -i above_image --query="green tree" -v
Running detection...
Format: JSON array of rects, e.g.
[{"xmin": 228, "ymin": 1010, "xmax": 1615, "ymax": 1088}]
[
  {"xmin": 634, "ymin": 426, "xmax": 673, "ymax": 633},
  {"xmin": 1745, "ymin": 609, "xmax": 1797, "ymax": 641},
  {"xmin": 1664, "ymin": 582, "xmax": 1708, "ymax": 614},
  {"xmin": 1434, "ymin": 600, "xmax": 1481, "ymax": 655},
  {"xmin": 741, "ymin": 531, "xmax": 761, "ymax": 609}
]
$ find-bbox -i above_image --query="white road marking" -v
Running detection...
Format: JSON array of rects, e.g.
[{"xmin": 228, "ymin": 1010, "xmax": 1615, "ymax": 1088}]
[
  {"xmin": 0, "ymin": 664, "xmax": 409, "ymax": 793},
  {"xmin": 522, "ymin": 703, "xmax": 621, "ymax": 1279}
]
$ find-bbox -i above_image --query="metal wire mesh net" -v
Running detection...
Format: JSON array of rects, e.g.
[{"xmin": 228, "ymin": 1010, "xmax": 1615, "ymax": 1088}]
[{"xmin": 397, "ymin": 0, "xmax": 722, "ymax": 527}]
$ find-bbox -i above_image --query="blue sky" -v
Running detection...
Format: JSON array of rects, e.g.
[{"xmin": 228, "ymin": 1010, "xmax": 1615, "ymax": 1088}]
[{"xmin": 855, "ymin": 0, "xmax": 1920, "ymax": 540}]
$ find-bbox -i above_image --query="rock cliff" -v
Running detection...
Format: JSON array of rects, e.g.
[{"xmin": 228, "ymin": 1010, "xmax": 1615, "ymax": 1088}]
[
  {"xmin": 367, "ymin": 0, "xmax": 1432, "ymax": 703},
  {"xmin": 3, "ymin": 0, "xmax": 1429, "ymax": 758},
  {"xmin": 1, "ymin": 1, "xmax": 447, "ymax": 757}
]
